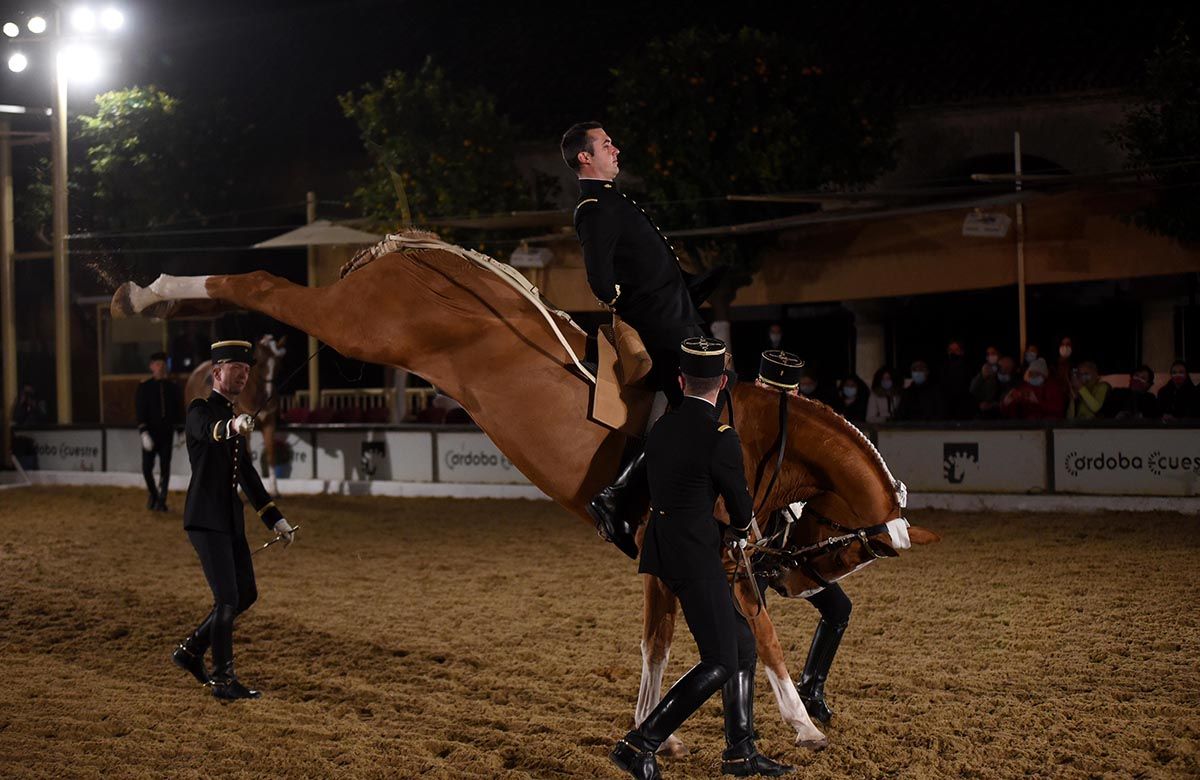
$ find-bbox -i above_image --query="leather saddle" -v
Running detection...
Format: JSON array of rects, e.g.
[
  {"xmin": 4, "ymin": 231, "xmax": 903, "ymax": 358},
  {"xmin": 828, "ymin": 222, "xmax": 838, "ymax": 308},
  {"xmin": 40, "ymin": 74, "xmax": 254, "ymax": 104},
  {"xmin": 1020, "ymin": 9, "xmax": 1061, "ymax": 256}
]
[{"xmin": 590, "ymin": 316, "xmax": 655, "ymax": 436}]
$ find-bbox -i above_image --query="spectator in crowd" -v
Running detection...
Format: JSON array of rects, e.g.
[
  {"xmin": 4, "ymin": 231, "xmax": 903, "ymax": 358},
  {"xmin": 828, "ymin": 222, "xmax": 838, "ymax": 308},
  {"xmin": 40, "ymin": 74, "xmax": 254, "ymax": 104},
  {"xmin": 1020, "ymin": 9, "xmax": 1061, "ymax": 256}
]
[
  {"xmin": 984, "ymin": 345, "xmax": 1000, "ymax": 369},
  {"xmin": 867, "ymin": 366, "xmax": 901, "ymax": 423},
  {"xmin": 1021, "ymin": 343, "xmax": 1041, "ymax": 375},
  {"xmin": 1158, "ymin": 361, "xmax": 1198, "ymax": 420},
  {"xmin": 834, "ymin": 375, "xmax": 868, "ymax": 422},
  {"xmin": 766, "ymin": 322, "xmax": 787, "ymax": 351},
  {"xmin": 797, "ymin": 372, "xmax": 836, "ymax": 406},
  {"xmin": 995, "ymin": 355, "xmax": 1018, "ymax": 399},
  {"xmin": 1001, "ymin": 358, "xmax": 1064, "ymax": 420},
  {"xmin": 895, "ymin": 360, "xmax": 944, "ymax": 421},
  {"xmin": 1104, "ymin": 365, "xmax": 1161, "ymax": 420},
  {"xmin": 1065, "ymin": 360, "xmax": 1110, "ymax": 420},
  {"xmin": 940, "ymin": 340, "xmax": 973, "ymax": 419},
  {"xmin": 1053, "ymin": 336, "xmax": 1075, "ymax": 394},
  {"xmin": 969, "ymin": 360, "xmax": 1002, "ymax": 419},
  {"xmin": 12, "ymin": 384, "xmax": 48, "ymax": 426}
]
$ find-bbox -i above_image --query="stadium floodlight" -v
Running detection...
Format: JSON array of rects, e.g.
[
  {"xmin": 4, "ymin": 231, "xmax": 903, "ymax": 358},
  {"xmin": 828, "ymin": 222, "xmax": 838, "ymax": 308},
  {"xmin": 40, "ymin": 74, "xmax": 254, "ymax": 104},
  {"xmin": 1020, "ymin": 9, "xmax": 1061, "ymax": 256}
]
[
  {"xmin": 59, "ymin": 45, "xmax": 102, "ymax": 82},
  {"xmin": 27, "ymin": 15, "xmax": 47, "ymax": 34},
  {"xmin": 70, "ymin": 7, "xmax": 97, "ymax": 33},
  {"xmin": 100, "ymin": 7, "xmax": 124, "ymax": 31},
  {"xmin": 7, "ymin": 52, "xmax": 28, "ymax": 73},
  {"xmin": 2, "ymin": 21, "xmax": 18, "ymax": 37}
]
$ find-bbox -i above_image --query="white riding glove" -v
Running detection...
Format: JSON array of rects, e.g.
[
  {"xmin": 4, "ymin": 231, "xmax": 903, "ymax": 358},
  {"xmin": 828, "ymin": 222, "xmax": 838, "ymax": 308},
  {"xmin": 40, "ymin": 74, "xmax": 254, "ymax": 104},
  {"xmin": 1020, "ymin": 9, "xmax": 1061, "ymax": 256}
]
[
  {"xmin": 140, "ymin": 431, "xmax": 154, "ymax": 452},
  {"xmin": 273, "ymin": 518, "xmax": 296, "ymax": 546},
  {"xmin": 231, "ymin": 413, "xmax": 255, "ymax": 437}
]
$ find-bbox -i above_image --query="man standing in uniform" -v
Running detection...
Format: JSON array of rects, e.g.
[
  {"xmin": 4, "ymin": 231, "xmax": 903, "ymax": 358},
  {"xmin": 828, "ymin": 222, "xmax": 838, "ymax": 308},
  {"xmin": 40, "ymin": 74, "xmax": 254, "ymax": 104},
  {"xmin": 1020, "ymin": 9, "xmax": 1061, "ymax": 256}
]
[
  {"xmin": 610, "ymin": 337, "xmax": 793, "ymax": 779},
  {"xmin": 560, "ymin": 121, "xmax": 724, "ymax": 557},
  {"xmin": 170, "ymin": 339, "xmax": 296, "ymax": 700},
  {"xmin": 136, "ymin": 351, "xmax": 182, "ymax": 511},
  {"xmin": 757, "ymin": 350, "xmax": 851, "ymax": 726}
]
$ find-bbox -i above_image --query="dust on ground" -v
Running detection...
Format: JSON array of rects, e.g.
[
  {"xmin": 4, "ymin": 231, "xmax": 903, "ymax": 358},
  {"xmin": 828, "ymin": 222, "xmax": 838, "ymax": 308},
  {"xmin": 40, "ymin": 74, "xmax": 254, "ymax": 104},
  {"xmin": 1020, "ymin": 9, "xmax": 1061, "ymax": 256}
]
[{"xmin": 0, "ymin": 487, "xmax": 1196, "ymax": 778}]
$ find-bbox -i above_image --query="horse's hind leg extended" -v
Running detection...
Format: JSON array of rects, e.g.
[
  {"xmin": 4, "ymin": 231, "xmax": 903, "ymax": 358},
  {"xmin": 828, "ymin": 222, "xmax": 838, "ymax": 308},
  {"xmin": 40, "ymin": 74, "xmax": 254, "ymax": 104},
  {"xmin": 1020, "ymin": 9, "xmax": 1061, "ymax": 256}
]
[
  {"xmin": 637, "ymin": 575, "xmax": 688, "ymax": 758},
  {"xmin": 734, "ymin": 580, "xmax": 828, "ymax": 750}
]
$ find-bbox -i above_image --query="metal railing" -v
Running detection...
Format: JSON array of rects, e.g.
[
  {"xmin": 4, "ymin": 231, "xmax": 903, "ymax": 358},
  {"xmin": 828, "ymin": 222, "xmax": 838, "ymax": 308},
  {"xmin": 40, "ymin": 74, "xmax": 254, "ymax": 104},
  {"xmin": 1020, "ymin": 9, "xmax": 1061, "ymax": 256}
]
[{"xmin": 281, "ymin": 387, "xmax": 437, "ymax": 417}]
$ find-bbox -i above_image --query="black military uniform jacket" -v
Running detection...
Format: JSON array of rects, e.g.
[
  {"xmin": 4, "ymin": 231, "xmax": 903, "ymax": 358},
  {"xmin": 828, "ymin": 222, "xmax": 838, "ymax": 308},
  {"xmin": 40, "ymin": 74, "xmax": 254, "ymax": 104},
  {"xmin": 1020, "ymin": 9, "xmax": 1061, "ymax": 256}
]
[
  {"xmin": 136, "ymin": 378, "xmax": 183, "ymax": 434},
  {"xmin": 574, "ymin": 179, "xmax": 704, "ymax": 349},
  {"xmin": 183, "ymin": 392, "xmax": 282, "ymax": 536},
  {"xmin": 639, "ymin": 396, "xmax": 754, "ymax": 582}
]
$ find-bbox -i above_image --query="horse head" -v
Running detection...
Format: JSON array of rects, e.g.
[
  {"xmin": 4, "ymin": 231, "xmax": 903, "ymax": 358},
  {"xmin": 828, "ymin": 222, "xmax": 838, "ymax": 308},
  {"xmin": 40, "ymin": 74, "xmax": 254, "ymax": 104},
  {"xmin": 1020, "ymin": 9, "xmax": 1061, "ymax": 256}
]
[{"xmin": 729, "ymin": 382, "xmax": 940, "ymax": 598}]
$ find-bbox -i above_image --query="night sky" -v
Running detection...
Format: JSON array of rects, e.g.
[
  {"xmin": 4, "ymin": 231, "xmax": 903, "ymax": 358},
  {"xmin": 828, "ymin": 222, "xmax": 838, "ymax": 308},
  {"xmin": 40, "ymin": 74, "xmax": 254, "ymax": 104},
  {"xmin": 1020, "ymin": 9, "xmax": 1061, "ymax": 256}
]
[{"xmin": 3, "ymin": 0, "xmax": 1198, "ymax": 206}]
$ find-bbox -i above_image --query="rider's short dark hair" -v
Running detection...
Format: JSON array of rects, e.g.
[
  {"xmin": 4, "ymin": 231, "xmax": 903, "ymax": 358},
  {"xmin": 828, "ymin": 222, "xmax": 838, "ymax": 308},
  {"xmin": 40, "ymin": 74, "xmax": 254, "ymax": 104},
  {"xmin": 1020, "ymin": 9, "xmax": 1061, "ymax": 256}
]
[
  {"xmin": 682, "ymin": 373, "xmax": 724, "ymax": 396},
  {"xmin": 560, "ymin": 121, "xmax": 603, "ymax": 172}
]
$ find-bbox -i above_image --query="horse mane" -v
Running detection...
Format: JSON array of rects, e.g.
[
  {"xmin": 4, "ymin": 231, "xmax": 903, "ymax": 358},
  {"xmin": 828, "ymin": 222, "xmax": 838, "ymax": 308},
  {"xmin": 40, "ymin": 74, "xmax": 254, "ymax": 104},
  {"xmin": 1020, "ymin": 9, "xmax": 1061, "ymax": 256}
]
[{"xmin": 798, "ymin": 393, "xmax": 903, "ymax": 505}]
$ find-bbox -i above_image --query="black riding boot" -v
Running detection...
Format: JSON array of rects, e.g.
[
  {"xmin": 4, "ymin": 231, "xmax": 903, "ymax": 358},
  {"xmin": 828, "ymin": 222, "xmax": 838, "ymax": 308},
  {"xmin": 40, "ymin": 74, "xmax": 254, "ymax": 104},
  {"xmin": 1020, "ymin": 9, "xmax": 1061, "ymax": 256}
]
[
  {"xmin": 171, "ymin": 609, "xmax": 215, "ymax": 686},
  {"xmin": 720, "ymin": 669, "xmax": 795, "ymax": 776},
  {"xmin": 610, "ymin": 661, "xmax": 729, "ymax": 780},
  {"xmin": 587, "ymin": 447, "xmax": 646, "ymax": 560},
  {"xmin": 208, "ymin": 604, "xmax": 260, "ymax": 701},
  {"xmin": 797, "ymin": 619, "xmax": 847, "ymax": 724}
]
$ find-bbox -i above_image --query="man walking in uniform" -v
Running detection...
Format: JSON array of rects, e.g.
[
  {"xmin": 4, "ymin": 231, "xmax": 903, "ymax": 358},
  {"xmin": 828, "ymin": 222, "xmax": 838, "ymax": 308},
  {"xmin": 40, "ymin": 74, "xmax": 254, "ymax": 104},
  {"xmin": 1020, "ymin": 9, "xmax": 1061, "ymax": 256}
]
[
  {"xmin": 170, "ymin": 339, "xmax": 297, "ymax": 700},
  {"xmin": 757, "ymin": 350, "xmax": 851, "ymax": 725},
  {"xmin": 136, "ymin": 351, "xmax": 182, "ymax": 511},
  {"xmin": 610, "ymin": 337, "xmax": 792, "ymax": 779},
  {"xmin": 560, "ymin": 122, "xmax": 724, "ymax": 557}
]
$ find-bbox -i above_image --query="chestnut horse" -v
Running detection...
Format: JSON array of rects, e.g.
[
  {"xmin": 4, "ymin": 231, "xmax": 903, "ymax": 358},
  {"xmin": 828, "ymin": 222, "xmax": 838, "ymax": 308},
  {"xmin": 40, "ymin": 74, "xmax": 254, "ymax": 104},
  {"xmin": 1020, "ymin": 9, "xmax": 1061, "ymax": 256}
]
[
  {"xmin": 111, "ymin": 230, "xmax": 937, "ymax": 753},
  {"xmin": 184, "ymin": 334, "xmax": 287, "ymax": 495}
]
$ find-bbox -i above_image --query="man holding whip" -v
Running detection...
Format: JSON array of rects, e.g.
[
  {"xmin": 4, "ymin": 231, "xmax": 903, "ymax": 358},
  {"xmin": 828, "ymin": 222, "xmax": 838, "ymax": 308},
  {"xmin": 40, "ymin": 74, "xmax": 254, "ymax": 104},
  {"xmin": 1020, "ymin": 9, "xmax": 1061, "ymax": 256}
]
[{"xmin": 170, "ymin": 339, "xmax": 297, "ymax": 700}]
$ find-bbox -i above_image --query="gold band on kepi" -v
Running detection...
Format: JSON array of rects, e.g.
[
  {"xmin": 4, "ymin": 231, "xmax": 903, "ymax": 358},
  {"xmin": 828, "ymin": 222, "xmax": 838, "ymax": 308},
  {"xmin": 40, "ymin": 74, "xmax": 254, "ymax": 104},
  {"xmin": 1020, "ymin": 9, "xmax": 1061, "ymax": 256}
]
[
  {"xmin": 679, "ymin": 336, "xmax": 727, "ymax": 378},
  {"xmin": 210, "ymin": 339, "xmax": 256, "ymax": 365},
  {"xmin": 759, "ymin": 349, "xmax": 804, "ymax": 389}
]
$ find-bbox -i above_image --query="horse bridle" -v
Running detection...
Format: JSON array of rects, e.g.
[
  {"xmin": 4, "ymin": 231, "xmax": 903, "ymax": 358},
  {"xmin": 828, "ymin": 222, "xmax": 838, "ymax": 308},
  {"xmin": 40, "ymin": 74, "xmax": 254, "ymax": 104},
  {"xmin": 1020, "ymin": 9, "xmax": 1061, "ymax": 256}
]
[{"xmin": 723, "ymin": 386, "xmax": 896, "ymax": 617}]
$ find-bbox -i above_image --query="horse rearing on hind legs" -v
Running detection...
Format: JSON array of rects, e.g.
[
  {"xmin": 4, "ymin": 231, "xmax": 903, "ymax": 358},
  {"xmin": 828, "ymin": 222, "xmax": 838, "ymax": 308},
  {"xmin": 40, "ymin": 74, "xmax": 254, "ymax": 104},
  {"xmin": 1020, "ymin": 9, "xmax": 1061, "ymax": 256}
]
[{"xmin": 111, "ymin": 229, "xmax": 938, "ymax": 753}]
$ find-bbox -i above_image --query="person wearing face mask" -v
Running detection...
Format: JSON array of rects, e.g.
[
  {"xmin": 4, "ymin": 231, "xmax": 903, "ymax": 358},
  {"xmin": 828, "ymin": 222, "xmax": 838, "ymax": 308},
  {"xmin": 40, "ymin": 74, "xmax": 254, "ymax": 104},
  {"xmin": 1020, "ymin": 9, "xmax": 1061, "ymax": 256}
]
[
  {"xmin": 796, "ymin": 374, "xmax": 833, "ymax": 406},
  {"xmin": 995, "ymin": 355, "xmax": 1018, "ymax": 399},
  {"xmin": 895, "ymin": 359, "xmax": 944, "ymax": 421},
  {"xmin": 1053, "ymin": 336, "xmax": 1075, "ymax": 396},
  {"xmin": 1021, "ymin": 343, "xmax": 1040, "ymax": 375},
  {"xmin": 835, "ymin": 375, "xmax": 868, "ymax": 422},
  {"xmin": 1001, "ymin": 358, "xmax": 1064, "ymax": 419},
  {"xmin": 1104, "ymin": 365, "xmax": 1160, "ymax": 420},
  {"xmin": 1157, "ymin": 361, "xmax": 1198, "ymax": 420},
  {"xmin": 867, "ymin": 366, "xmax": 901, "ymax": 423},
  {"xmin": 969, "ymin": 360, "xmax": 1002, "ymax": 419},
  {"xmin": 940, "ymin": 340, "xmax": 974, "ymax": 420},
  {"xmin": 1066, "ymin": 360, "xmax": 1111, "ymax": 420}
]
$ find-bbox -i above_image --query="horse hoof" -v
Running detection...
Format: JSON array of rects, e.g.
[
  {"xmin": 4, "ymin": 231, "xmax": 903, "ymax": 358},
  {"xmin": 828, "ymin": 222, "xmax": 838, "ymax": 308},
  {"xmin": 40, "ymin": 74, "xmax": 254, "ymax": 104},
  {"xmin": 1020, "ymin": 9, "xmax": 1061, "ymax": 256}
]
[
  {"xmin": 111, "ymin": 282, "xmax": 138, "ymax": 318},
  {"xmin": 657, "ymin": 734, "xmax": 690, "ymax": 758},
  {"xmin": 795, "ymin": 736, "xmax": 828, "ymax": 752}
]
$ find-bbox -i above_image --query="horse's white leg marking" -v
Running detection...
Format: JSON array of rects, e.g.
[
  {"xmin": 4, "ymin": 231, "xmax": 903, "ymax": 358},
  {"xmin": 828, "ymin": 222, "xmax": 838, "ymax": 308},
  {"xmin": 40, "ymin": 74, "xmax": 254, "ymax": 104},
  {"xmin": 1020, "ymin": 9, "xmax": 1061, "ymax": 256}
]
[
  {"xmin": 764, "ymin": 664, "xmax": 827, "ymax": 748},
  {"xmin": 148, "ymin": 274, "xmax": 212, "ymax": 301},
  {"xmin": 635, "ymin": 638, "xmax": 668, "ymax": 726}
]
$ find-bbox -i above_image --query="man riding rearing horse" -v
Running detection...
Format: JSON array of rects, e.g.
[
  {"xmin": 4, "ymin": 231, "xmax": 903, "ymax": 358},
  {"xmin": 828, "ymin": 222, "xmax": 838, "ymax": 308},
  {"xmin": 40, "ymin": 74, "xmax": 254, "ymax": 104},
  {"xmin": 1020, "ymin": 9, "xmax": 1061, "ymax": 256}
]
[{"xmin": 561, "ymin": 121, "xmax": 725, "ymax": 558}]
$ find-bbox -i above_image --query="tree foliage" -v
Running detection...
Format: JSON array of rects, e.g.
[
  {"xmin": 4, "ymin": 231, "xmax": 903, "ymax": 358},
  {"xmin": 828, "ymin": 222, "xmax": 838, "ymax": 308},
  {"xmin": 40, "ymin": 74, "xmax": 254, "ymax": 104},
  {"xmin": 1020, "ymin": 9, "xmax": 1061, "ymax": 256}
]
[
  {"xmin": 20, "ymin": 85, "xmax": 251, "ymax": 241},
  {"xmin": 1112, "ymin": 28, "xmax": 1200, "ymax": 244},
  {"xmin": 339, "ymin": 58, "xmax": 549, "ymax": 228},
  {"xmin": 607, "ymin": 27, "xmax": 899, "ymax": 294}
]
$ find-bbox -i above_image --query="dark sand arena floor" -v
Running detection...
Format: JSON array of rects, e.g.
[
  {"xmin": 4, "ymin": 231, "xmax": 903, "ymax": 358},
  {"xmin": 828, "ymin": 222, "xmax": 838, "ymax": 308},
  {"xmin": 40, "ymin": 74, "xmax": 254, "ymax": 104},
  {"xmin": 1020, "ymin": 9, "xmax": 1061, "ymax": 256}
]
[{"xmin": 0, "ymin": 486, "xmax": 1197, "ymax": 779}]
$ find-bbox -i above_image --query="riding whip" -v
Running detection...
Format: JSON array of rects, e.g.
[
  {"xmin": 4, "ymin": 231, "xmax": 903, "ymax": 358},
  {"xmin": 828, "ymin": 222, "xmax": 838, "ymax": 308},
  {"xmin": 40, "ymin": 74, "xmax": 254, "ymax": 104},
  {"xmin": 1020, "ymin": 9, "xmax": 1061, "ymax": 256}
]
[{"xmin": 252, "ymin": 524, "xmax": 300, "ymax": 556}]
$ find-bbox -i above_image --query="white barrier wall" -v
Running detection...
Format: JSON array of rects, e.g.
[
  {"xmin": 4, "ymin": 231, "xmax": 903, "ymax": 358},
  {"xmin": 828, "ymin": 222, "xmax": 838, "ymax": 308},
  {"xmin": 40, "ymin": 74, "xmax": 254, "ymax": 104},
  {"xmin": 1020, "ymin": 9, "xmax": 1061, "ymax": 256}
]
[
  {"xmin": 1054, "ymin": 429, "xmax": 1200, "ymax": 496},
  {"xmin": 877, "ymin": 429, "xmax": 1047, "ymax": 493},
  {"xmin": 16, "ymin": 426, "xmax": 1195, "ymax": 497}
]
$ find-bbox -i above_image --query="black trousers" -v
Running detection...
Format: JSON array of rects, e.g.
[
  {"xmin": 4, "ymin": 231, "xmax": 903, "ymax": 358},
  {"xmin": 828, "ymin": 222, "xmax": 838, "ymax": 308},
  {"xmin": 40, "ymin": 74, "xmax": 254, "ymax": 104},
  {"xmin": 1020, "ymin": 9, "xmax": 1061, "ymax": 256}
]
[
  {"xmin": 666, "ymin": 576, "xmax": 756, "ymax": 674},
  {"xmin": 142, "ymin": 428, "xmax": 173, "ymax": 499},
  {"xmin": 187, "ymin": 529, "xmax": 258, "ymax": 614},
  {"xmin": 806, "ymin": 582, "xmax": 852, "ymax": 626}
]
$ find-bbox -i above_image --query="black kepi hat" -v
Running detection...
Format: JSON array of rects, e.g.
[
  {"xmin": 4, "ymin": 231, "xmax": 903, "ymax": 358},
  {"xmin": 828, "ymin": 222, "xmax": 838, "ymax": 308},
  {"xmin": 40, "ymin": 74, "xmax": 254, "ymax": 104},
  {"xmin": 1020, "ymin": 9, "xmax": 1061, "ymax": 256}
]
[
  {"xmin": 759, "ymin": 349, "xmax": 805, "ymax": 390},
  {"xmin": 679, "ymin": 336, "xmax": 727, "ymax": 378},
  {"xmin": 210, "ymin": 339, "xmax": 256, "ymax": 366}
]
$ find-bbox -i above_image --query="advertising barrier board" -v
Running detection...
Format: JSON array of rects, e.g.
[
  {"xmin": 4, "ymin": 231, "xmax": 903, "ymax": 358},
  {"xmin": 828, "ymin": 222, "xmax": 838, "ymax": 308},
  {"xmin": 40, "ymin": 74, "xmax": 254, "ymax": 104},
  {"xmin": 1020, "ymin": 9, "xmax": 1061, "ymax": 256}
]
[
  {"xmin": 1054, "ymin": 429, "xmax": 1200, "ymax": 496},
  {"xmin": 876, "ymin": 429, "xmax": 1047, "ymax": 493},
  {"xmin": 436, "ymin": 432, "xmax": 529, "ymax": 484}
]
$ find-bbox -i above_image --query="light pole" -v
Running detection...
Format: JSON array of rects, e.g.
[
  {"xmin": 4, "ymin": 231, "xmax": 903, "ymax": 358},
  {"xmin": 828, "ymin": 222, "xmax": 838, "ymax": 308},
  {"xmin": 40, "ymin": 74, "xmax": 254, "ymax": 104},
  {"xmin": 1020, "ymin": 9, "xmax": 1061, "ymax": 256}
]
[{"xmin": 3, "ymin": 6, "xmax": 124, "ymax": 424}]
